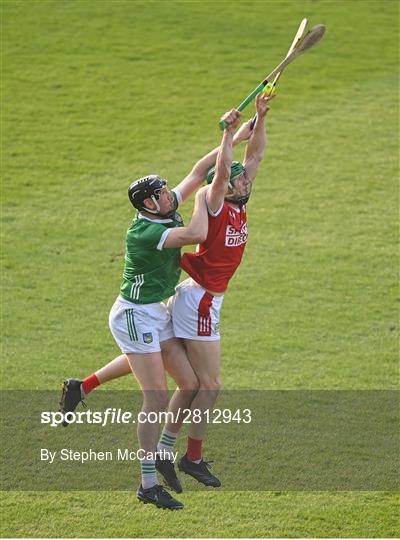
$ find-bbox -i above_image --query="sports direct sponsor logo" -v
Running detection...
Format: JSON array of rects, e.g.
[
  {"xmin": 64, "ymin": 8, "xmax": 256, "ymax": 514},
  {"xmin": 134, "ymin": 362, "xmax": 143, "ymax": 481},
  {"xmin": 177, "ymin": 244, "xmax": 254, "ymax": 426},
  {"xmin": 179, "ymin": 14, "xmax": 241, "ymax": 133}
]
[{"xmin": 225, "ymin": 223, "xmax": 248, "ymax": 247}]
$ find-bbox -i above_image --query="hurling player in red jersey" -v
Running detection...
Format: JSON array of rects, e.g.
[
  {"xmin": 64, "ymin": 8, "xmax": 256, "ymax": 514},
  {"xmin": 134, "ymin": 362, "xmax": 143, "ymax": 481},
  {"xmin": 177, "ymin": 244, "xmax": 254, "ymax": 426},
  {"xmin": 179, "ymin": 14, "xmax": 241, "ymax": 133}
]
[
  {"xmin": 169, "ymin": 92, "xmax": 274, "ymax": 487},
  {"xmin": 57, "ymin": 107, "xmax": 253, "ymax": 505}
]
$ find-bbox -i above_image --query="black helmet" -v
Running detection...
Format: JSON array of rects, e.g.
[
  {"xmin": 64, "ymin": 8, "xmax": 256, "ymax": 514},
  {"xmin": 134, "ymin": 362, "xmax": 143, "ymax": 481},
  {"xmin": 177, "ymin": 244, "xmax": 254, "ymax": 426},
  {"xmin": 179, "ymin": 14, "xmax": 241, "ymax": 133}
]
[{"xmin": 128, "ymin": 175, "xmax": 167, "ymax": 215}]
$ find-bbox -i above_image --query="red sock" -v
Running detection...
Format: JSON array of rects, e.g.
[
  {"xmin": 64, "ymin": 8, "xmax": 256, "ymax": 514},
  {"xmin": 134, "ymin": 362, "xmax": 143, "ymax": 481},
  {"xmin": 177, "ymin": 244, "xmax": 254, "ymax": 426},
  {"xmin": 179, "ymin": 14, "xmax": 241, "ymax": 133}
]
[
  {"xmin": 187, "ymin": 436, "xmax": 202, "ymax": 462},
  {"xmin": 81, "ymin": 374, "xmax": 100, "ymax": 395}
]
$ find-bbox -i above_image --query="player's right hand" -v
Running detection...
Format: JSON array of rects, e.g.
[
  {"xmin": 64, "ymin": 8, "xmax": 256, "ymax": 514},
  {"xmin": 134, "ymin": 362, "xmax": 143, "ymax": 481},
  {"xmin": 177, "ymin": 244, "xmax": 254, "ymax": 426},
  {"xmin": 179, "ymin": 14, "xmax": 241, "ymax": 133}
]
[{"xmin": 220, "ymin": 109, "xmax": 242, "ymax": 133}]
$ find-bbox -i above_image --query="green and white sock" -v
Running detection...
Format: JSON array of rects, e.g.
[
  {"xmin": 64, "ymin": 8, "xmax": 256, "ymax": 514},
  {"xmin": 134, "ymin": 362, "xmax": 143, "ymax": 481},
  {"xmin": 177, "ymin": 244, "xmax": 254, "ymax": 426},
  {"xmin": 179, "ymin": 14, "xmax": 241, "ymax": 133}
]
[
  {"xmin": 140, "ymin": 459, "xmax": 157, "ymax": 489},
  {"xmin": 157, "ymin": 427, "xmax": 178, "ymax": 460}
]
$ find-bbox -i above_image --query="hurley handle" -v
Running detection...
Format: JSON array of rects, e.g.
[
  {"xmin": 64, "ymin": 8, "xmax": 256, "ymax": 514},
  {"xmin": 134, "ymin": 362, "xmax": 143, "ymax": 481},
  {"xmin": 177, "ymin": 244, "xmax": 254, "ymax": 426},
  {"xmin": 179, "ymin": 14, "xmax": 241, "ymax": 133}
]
[
  {"xmin": 219, "ymin": 82, "xmax": 265, "ymax": 129},
  {"xmin": 220, "ymin": 81, "xmax": 275, "ymax": 130}
]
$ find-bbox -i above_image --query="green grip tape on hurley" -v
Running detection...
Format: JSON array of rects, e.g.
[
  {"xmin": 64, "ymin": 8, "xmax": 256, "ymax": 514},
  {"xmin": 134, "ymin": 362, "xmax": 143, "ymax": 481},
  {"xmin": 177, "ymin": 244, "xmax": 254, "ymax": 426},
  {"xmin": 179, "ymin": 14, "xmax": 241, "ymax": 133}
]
[{"xmin": 219, "ymin": 81, "xmax": 266, "ymax": 130}]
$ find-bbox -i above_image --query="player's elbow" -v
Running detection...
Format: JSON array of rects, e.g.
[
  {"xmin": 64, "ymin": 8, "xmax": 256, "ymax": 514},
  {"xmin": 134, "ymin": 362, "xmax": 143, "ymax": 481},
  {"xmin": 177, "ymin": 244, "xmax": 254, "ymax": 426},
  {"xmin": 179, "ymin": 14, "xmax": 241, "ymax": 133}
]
[
  {"xmin": 255, "ymin": 150, "xmax": 264, "ymax": 163},
  {"xmin": 177, "ymin": 227, "xmax": 207, "ymax": 246},
  {"xmin": 190, "ymin": 230, "xmax": 207, "ymax": 244},
  {"xmin": 197, "ymin": 230, "xmax": 207, "ymax": 243}
]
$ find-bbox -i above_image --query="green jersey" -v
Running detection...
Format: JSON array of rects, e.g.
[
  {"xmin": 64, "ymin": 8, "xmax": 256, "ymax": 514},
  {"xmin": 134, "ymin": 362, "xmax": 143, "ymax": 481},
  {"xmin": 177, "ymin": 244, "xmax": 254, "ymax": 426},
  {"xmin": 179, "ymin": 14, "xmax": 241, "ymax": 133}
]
[{"xmin": 120, "ymin": 194, "xmax": 184, "ymax": 304}]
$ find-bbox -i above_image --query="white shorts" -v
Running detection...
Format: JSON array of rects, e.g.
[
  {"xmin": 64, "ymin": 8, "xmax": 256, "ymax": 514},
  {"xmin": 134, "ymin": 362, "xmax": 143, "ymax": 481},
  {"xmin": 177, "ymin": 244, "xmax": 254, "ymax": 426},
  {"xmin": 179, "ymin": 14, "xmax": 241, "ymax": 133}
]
[
  {"xmin": 109, "ymin": 296, "xmax": 174, "ymax": 354},
  {"xmin": 168, "ymin": 279, "xmax": 224, "ymax": 341}
]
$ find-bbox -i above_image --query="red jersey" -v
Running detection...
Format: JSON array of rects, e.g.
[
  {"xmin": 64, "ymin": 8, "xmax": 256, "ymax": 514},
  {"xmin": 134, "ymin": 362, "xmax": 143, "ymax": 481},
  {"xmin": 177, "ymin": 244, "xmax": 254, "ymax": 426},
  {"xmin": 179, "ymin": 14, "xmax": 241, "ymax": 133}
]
[{"xmin": 181, "ymin": 202, "xmax": 248, "ymax": 293}]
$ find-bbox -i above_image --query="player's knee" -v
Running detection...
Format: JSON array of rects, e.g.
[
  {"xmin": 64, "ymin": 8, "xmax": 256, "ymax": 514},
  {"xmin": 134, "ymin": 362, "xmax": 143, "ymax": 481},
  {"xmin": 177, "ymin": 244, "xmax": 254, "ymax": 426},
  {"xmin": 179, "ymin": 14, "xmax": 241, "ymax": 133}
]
[
  {"xmin": 143, "ymin": 389, "xmax": 169, "ymax": 411},
  {"xmin": 199, "ymin": 376, "xmax": 221, "ymax": 392},
  {"xmin": 178, "ymin": 373, "xmax": 200, "ymax": 392}
]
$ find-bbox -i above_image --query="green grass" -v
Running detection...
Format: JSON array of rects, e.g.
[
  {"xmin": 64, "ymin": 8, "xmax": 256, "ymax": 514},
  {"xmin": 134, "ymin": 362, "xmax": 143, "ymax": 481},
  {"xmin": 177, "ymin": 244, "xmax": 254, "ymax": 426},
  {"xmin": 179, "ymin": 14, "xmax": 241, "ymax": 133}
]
[
  {"xmin": 1, "ymin": 491, "xmax": 399, "ymax": 538},
  {"xmin": 1, "ymin": 0, "xmax": 399, "ymax": 537}
]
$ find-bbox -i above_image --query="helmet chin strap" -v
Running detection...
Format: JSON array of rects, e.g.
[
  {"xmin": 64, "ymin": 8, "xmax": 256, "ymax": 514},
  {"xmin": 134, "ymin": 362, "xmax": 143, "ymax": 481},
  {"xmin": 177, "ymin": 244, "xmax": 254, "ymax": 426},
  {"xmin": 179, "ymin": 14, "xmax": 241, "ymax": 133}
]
[
  {"xmin": 225, "ymin": 194, "xmax": 250, "ymax": 206},
  {"xmin": 143, "ymin": 195, "xmax": 175, "ymax": 218},
  {"xmin": 143, "ymin": 195, "xmax": 161, "ymax": 215}
]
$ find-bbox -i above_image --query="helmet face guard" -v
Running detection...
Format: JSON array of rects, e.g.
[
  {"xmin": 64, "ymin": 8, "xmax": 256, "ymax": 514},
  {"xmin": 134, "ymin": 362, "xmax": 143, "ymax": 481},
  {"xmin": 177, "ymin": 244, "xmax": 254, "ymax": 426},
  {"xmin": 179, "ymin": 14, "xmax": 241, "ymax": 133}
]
[
  {"xmin": 224, "ymin": 185, "xmax": 251, "ymax": 207},
  {"xmin": 207, "ymin": 161, "xmax": 251, "ymax": 206},
  {"xmin": 128, "ymin": 175, "xmax": 173, "ymax": 216}
]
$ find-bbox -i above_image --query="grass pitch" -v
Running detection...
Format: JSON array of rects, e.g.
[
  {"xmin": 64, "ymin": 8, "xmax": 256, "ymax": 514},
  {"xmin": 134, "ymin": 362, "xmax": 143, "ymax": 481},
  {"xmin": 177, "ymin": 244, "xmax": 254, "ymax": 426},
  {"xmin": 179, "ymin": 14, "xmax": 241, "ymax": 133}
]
[{"xmin": 2, "ymin": 0, "xmax": 399, "ymax": 537}]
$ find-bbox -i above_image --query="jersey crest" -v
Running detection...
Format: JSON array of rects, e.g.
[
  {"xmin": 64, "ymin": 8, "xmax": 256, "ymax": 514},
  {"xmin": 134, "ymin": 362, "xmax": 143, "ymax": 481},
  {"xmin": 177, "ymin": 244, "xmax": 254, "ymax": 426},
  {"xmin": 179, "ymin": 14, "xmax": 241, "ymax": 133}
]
[
  {"xmin": 143, "ymin": 332, "xmax": 153, "ymax": 344},
  {"xmin": 173, "ymin": 212, "xmax": 183, "ymax": 224}
]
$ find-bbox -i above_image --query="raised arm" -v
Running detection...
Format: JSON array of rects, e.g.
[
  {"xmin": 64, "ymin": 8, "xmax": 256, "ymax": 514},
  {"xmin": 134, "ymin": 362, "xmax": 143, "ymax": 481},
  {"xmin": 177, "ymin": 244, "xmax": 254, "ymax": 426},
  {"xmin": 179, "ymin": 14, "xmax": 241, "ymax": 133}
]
[
  {"xmin": 175, "ymin": 119, "xmax": 250, "ymax": 203},
  {"xmin": 163, "ymin": 186, "xmax": 209, "ymax": 248},
  {"xmin": 206, "ymin": 109, "xmax": 242, "ymax": 214},
  {"xmin": 243, "ymin": 92, "xmax": 274, "ymax": 182}
]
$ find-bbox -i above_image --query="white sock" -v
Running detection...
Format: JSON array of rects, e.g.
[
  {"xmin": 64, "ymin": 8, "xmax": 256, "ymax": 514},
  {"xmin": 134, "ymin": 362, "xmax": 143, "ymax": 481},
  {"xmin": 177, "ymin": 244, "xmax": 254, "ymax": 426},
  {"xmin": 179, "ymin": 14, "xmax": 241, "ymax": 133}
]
[
  {"xmin": 157, "ymin": 427, "xmax": 178, "ymax": 460},
  {"xmin": 140, "ymin": 460, "xmax": 158, "ymax": 489}
]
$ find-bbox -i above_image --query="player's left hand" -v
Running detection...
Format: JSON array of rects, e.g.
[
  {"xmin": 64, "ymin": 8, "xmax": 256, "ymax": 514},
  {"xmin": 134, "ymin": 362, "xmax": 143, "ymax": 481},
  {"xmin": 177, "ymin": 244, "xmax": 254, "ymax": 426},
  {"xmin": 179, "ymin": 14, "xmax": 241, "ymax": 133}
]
[{"xmin": 255, "ymin": 91, "xmax": 275, "ymax": 118}]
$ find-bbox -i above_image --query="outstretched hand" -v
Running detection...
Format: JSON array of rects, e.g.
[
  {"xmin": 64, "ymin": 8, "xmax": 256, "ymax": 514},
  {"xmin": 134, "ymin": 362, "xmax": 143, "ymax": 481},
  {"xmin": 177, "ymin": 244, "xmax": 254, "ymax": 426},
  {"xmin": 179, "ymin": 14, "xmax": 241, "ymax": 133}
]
[
  {"xmin": 220, "ymin": 109, "xmax": 242, "ymax": 134},
  {"xmin": 255, "ymin": 91, "xmax": 275, "ymax": 118}
]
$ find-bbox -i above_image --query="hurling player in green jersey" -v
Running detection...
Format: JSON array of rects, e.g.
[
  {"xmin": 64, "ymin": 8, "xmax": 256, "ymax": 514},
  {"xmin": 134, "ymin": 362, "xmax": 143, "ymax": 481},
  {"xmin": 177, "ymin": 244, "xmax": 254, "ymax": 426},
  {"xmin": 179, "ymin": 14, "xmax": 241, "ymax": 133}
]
[{"xmin": 59, "ymin": 109, "xmax": 247, "ymax": 509}]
